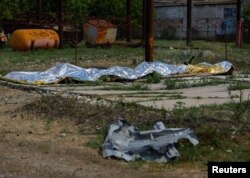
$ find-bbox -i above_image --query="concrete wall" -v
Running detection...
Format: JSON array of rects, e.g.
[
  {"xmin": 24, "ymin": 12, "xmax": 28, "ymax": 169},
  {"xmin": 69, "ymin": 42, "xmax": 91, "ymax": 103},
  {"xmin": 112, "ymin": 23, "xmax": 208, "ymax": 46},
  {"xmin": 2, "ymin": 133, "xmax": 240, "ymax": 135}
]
[{"xmin": 155, "ymin": 4, "xmax": 236, "ymax": 39}]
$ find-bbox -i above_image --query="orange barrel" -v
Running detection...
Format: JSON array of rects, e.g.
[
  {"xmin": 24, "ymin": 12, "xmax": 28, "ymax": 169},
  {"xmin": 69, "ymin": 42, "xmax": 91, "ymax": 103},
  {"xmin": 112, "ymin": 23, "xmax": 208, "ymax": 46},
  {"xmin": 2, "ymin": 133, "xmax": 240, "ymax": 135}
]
[{"xmin": 10, "ymin": 29, "xmax": 59, "ymax": 51}]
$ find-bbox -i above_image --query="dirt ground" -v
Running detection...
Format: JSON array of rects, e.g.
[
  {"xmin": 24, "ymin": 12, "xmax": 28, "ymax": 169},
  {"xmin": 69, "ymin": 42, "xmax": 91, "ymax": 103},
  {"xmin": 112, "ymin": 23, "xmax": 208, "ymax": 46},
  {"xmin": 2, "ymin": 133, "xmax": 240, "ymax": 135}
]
[{"xmin": 0, "ymin": 86, "xmax": 206, "ymax": 178}]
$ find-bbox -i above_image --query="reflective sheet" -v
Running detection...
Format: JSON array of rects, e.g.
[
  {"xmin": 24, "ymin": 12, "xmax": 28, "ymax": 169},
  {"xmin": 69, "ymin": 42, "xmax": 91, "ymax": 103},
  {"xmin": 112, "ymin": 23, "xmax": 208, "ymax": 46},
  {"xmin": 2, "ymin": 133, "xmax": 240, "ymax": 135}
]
[
  {"xmin": 102, "ymin": 120, "xmax": 199, "ymax": 163},
  {"xmin": 4, "ymin": 61, "xmax": 233, "ymax": 84},
  {"xmin": 186, "ymin": 61, "xmax": 233, "ymax": 74}
]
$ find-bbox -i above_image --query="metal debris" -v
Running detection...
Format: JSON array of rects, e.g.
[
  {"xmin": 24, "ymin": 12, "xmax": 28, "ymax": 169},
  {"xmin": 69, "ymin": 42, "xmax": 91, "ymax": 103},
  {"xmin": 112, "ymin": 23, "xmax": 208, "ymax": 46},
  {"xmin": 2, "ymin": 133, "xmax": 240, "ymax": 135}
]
[
  {"xmin": 102, "ymin": 120, "xmax": 199, "ymax": 163},
  {"xmin": 84, "ymin": 19, "xmax": 117, "ymax": 45}
]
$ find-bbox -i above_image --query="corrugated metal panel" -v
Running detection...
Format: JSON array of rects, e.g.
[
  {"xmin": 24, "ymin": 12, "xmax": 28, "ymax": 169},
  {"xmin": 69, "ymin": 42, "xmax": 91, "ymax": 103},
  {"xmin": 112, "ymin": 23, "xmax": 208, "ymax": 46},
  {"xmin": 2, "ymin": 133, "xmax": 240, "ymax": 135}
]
[{"xmin": 154, "ymin": 0, "xmax": 237, "ymax": 7}]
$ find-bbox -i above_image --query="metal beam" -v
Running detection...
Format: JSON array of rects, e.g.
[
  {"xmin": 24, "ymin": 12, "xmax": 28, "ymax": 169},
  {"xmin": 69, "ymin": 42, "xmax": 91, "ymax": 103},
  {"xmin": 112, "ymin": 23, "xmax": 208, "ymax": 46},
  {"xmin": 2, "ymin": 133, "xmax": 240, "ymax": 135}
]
[
  {"xmin": 126, "ymin": 0, "xmax": 132, "ymax": 42},
  {"xmin": 145, "ymin": 0, "xmax": 154, "ymax": 62},
  {"xmin": 186, "ymin": 0, "xmax": 192, "ymax": 46}
]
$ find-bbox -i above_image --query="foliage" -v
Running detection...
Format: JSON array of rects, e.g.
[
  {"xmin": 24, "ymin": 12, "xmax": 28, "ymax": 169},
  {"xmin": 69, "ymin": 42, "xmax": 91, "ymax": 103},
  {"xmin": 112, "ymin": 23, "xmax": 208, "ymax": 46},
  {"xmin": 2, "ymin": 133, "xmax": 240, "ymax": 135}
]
[
  {"xmin": 0, "ymin": 0, "xmax": 23, "ymax": 19},
  {"xmin": 0, "ymin": 0, "xmax": 142, "ymax": 26},
  {"xmin": 64, "ymin": 0, "xmax": 91, "ymax": 24},
  {"xmin": 243, "ymin": 3, "xmax": 250, "ymax": 23},
  {"xmin": 88, "ymin": 0, "xmax": 126, "ymax": 18},
  {"xmin": 88, "ymin": 0, "xmax": 142, "ymax": 25},
  {"xmin": 146, "ymin": 72, "xmax": 162, "ymax": 84}
]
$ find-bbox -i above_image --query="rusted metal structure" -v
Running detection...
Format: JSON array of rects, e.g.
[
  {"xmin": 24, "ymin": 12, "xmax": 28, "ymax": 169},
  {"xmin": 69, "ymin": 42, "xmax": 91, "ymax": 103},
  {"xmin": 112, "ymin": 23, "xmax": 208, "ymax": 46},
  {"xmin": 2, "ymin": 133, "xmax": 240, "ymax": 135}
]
[
  {"xmin": 145, "ymin": 0, "xmax": 154, "ymax": 62},
  {"xmin": 84, "ymin": 19, "xmax": 117, "ymax": 46}
]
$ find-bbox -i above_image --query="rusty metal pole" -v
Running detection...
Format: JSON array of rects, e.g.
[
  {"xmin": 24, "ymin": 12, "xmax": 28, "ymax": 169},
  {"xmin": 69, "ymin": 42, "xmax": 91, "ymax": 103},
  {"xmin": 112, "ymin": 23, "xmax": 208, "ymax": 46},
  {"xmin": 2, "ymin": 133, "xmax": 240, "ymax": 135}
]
[
  {"xmin": 236, "ymin": 0, "xmax": 242, "ymax": 48},
  {"xmin": 126, "ymin": 0, "xmax": 132, "ymax": 42},
  {"xmin": 37, "ymin": 0, "xmax": 42, "ymax": 23},
  {"xmin": 145, "ymin": 0, "xmax": 154, "ymax": 62},
  {"xmin": 186, "ymin": 0, "xmax": 192, "ymax": 46},
  {"xmin": 58, "ymin": 0, "xmax": 64, "ymax": 49}
]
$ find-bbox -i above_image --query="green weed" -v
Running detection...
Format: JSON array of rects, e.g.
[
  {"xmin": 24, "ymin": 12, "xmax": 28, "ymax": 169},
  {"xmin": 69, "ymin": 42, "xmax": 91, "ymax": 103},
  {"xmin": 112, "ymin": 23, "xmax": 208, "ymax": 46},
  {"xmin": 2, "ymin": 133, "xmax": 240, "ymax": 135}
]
[
  {"xmin": 164, "ymin": 77, "xmax": 228, "ymax": 90},
  {"xmin": 128, "ymin": 159, "xmax": 144, "ymax": 169},
  {"xmin": 146, "ymin": 72, "xmax": 162, "ymax": 84},
  {"xmin": 228, "ymin": 81, "xmax": 250, "ymax": 91},
  {"xmin": 103, "ymin": 83, "xmax": 149, "ymax": 90},
  {"xmin": 44, "ymin": 118, "xmax": 53, "ymax": 131},
  {"xmin": 84, "ymin": 134, "xmax": 104, "ymax": 149},
  {"xmin": 228, "ymin": 88, "xmax": 250, "ymax": 123}
]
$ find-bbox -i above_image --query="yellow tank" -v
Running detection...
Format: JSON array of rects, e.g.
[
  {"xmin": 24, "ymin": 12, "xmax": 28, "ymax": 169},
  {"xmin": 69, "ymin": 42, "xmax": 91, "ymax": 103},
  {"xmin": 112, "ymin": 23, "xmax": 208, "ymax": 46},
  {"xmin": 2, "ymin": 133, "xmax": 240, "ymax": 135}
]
[{"xmin": 10, "ymin": 29, "xmax": 59, "ymax": 51}]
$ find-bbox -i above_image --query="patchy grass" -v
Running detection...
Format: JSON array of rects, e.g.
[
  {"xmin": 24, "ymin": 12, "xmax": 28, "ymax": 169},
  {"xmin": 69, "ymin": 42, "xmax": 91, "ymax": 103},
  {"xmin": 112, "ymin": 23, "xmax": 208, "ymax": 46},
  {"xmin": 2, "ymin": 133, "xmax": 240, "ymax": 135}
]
[
  {"xmin": 1, "ymin": 40, "xmax": 250, "ymax": 75},
  {"xmin": 21, "ymin": 94, "xmax": 164, "ymax": 132},
  {"xmin": 155, "ymin": 40, "xmax": 250, "ymax": 68},
  {"xmin": 0, "ymin": 42, "xmax": 144, "ymax": 75},
  {"xmin": 84, "ymin": 134, "xmax": 104, "ymax": 149},
  {"xmin": 164, "ymin": 77, "xmax": 228, "ymax": 90},
  {"xmin": 171, "ymin": 101, "xmax": 250, "ymax": 129},
  {"xmin": 128, "ymin": 160, "xmax": 145, "ymax": 169},
  {"xmin": 20, "ymin": 94, "xmax": 250, "ymax": 167},
  {"xmin": 146, "ymin": 72, "xmax": 162, "ymax": 84},
  {"xmin": 83, "ymin": 100, "xmax": 250, "ymax": 168},
  {"xmin": 228, "ymin": 81, "xmax": 250, "ymax": 91},
  {"xmin": 102, "ymin": 83, "xmax": 149, "ymax": 90},
  {"xmin": 3, "ymin": 39, "xmax": 250, "ymax": 169}
]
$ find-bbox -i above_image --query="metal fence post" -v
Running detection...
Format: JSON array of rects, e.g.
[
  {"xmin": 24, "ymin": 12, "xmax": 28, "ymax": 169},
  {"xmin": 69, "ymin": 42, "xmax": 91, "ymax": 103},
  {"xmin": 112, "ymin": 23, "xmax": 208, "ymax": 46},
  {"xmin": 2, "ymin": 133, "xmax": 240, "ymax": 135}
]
[{"xmin": 145, "ymin": 0, "xmax": 154, "ymax": 62}]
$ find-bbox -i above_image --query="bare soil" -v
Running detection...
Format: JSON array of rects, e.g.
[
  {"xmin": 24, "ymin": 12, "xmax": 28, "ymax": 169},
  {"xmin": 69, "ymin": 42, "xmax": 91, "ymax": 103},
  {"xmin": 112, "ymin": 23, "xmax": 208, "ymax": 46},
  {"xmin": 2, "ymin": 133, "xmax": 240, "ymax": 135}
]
[{"xmin": 0, "ymin": 86, "xmax": 206, "ymax": 178}]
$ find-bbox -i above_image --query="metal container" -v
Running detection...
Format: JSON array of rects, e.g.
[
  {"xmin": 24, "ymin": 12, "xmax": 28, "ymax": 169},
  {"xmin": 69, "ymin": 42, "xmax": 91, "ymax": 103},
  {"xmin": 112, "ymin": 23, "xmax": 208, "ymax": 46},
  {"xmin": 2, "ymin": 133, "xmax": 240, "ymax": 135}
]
[
  {"xmin": 10, "ymin": 29, "xmax": 59, "ymax": 51},
  {"xmin": 83, "ymin": 19, "xmax": 117, "ymax": 45}
]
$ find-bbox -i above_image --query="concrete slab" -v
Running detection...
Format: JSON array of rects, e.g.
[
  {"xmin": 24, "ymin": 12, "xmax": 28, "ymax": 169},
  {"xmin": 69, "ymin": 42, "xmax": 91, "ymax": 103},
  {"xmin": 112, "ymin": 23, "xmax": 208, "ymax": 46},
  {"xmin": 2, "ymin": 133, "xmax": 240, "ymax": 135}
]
[
  {"xmin": 37, "ymin": 74, "xmax": 250, "ymax": 111},
  {"xmin": 138, "ymin": 94, "xmax": 250, "ymax": 110},
  {"xmin": 138, "ymin": 98, "xmax": 228, "ymax": 110}
]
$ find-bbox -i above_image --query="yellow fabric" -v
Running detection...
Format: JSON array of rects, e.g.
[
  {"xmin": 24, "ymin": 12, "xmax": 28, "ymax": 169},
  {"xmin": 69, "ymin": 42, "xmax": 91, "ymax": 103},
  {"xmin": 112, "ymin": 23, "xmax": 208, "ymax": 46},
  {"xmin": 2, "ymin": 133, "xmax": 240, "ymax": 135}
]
[{"xmin": 186, "ymin": 63, "xmax": 226, "ymax": 74}]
